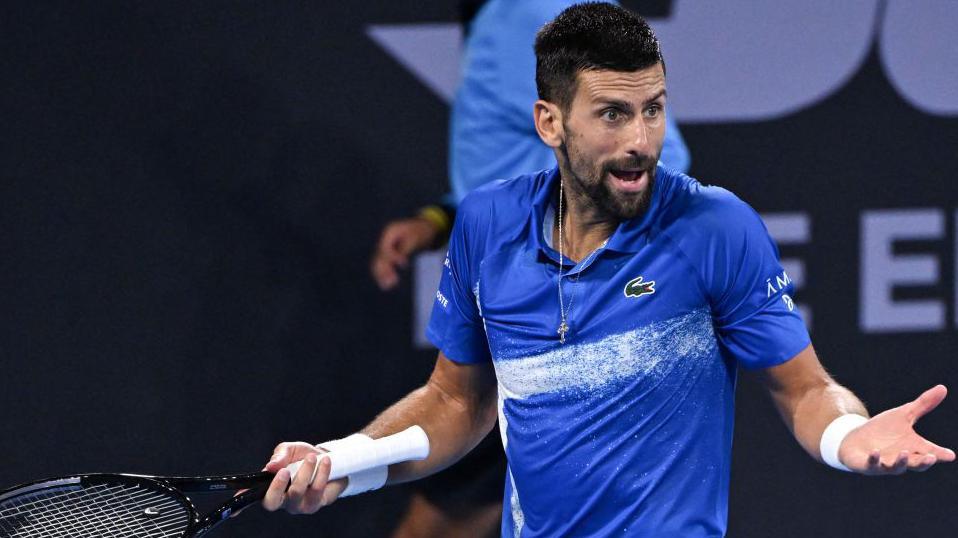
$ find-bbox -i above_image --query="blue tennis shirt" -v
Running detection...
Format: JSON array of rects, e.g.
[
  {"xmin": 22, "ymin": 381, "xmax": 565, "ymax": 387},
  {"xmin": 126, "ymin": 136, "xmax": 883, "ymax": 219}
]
[{"xmin": 427, "ymin": 166, "xmax": 810, "ymax": 537}]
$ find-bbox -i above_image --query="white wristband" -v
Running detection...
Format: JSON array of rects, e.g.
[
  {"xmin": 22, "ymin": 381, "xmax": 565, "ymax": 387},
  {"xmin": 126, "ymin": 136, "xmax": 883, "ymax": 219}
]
[
  {"xmin": 316, "ymin": 434, "xmax": 388, "ymax": 497},
  {"xmin": 819, "ymin": 414, "xmax": 868, "ymax": 472},
  {"xmin": 316, "ymin": 433, "xmax": 372, "ymax": 454}
]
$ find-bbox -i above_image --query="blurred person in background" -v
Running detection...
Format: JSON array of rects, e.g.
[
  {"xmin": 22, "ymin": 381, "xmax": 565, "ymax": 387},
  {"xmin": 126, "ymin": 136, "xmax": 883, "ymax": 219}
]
[{"xmin": 371, "ymin": 2, "xmax": 690, "ymax": 536}]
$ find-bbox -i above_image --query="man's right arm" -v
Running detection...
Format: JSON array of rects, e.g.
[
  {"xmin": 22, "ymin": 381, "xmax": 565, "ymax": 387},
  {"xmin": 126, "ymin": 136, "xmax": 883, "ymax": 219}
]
[
  {"xmin": 262, "ymin": 351, "xmax": 499, "ymax": 514},
  {"xmin": 362, "ymin": 351, "xmax": 499, "ymax": 483}
]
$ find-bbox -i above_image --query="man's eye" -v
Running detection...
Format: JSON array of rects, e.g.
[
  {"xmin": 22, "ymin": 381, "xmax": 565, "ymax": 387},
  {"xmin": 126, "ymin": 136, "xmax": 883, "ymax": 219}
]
[
  {"xmin": 644, "ymin": 105, "xmax": 662, "ymax": 118},
  {"xmin": 602, "ymin": 110, "xmax": 620, "ymax": 121}
]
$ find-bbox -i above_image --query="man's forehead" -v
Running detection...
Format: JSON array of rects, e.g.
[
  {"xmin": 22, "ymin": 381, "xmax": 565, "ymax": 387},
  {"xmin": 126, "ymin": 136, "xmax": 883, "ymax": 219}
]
[{"xmin": 575, "ymin": 65, "xmax": 666, "ymax": 103}]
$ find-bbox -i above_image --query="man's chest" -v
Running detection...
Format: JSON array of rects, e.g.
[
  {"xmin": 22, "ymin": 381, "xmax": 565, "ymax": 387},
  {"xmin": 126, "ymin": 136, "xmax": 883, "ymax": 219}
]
[{"xmin": 475, "ymin": 238, "xmax": 709, "ymax": 361}]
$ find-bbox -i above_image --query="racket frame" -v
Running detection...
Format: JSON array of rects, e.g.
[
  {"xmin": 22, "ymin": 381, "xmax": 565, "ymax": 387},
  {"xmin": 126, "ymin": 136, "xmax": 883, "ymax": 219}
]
[
  {"xmin": 0, "ymin": 471, "xmax": 273, "ymax": 538},
  {"xmin": 0, "ymin": 426, "xmax": 429, "ymax": 536}
]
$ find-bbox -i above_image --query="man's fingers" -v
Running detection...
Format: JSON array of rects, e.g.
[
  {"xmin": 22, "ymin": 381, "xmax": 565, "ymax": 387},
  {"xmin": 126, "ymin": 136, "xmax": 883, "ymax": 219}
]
[
  {"xmin": 376, "ymin": 224, "xmax": 403, "ymax": 254},
  {"xmin": 302, "ymin": 456, "xmax": 332, "ymax": 512},
  {"xmin": 287, "ymin": 456, "xmax": 332, "ymax": 515},
  {"xmin": 262, "ymin": 468, "xmax": 291, "ymax": 512},
  {"xmin": 371, "ymin": 257, "xmax": 400, "ymax": 290},
  {"xmin": 910, "ymin": 453, "xmax": 937, "ymax": 472},
  {"xmin": 378, "ymin": 224, "xmax": 415, "ymax": 261},
  {"xmin": 310, "ymin": 456, "xmax": 331, "ymax": 491},
  {"xmin": 371, "ymin": 250, "xmax": 408, "ymax": 289},
  {"xmin": 916, "ymin": 438, "xmax": 957, "ymax": 462},
  {"xmin": 321, "ymin": 476, "xmax": 347, "ymax": 508},
  {"xmin": 884, "ymin": 450, "xmax": 909, "ymax": 475},
  {"xmin": 382, "ymin": 231, "xmax": 412, "ymax": 265},
  {"xmin": 909, "ymin": 385, "xmax": 948, "ymax": 421},
  {"xmin": 371, "ymin": 217, "xmax": 441, "ymax": 289},
  {"xmin": 302, "ymin": 454, "xmax": 343, "ymax": 509},
  {"xmin": 264, "ymin": 445, "xmax": 290, "ymax": 473},
  {"xmin": 264, "ymin": 442, "xmax": 318, "ymax": 473},
  {"xmin": 286, "ymin": 454, "xmax": 318, "ymax": 511},
  {"xmin": 261, "ymin": 446, "xmax": 338, "ymax": 515},
  {"xmin": 371, "ymin": 225, "xmax": 414, "ymax": 289},
  {"xmin": 861, "ymin": 447, "xmax": 950, "ymax": 474}
]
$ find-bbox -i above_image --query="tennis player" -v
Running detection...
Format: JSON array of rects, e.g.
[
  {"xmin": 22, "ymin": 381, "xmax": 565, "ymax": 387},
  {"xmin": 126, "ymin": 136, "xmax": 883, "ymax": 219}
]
[
  {"xmin": 370, "ymin": 1, "xmax": 690, "ymax": 536},
  {"xmin": 264, "ymin": 3, "xmax": 955, "ymax": 536}
]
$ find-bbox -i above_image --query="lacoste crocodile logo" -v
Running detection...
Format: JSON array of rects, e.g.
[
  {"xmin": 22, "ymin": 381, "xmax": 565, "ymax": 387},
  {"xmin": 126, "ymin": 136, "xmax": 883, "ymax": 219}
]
[{"xmin": 624, "ymin": 276, "xmax": 656, "ymax": 298}]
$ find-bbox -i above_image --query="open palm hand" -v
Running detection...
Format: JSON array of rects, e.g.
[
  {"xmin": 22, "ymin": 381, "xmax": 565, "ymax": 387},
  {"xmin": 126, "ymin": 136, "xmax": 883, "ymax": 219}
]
[{"xmin": 839, "ymin": 385, "xmax": 956, "ymax": 475}]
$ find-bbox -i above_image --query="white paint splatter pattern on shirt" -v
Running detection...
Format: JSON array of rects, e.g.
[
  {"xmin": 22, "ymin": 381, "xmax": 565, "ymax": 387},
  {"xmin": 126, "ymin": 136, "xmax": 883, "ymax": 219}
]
[
  {"xmin": 494, "ymin": 309, "xmax": 716, "ymax": 536},
  {"xmin": 508, "ymin": 469, "xmax": 524, "ymax": 537},
  {"xmin": 493, "ymin": 308, "xmax": 716, "ymax": 401}
]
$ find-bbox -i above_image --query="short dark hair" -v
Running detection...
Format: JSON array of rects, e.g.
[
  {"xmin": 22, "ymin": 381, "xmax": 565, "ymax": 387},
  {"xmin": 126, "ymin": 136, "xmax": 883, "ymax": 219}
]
[{"xmin": 535, "ymin": 2, "xmax": 664, "ymax": 110}]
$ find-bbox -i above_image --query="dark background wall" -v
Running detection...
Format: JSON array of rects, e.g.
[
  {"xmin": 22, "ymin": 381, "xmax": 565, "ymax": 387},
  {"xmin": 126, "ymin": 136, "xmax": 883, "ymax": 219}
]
[{"xmin": 0, "ymin": 2, "xmax": 956, "ymax": 537}]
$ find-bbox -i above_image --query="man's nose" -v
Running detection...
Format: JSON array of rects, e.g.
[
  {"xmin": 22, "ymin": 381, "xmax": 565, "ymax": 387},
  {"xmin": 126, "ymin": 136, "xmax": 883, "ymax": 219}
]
[{"xmin": 626, "ymin": 120, "xmax": 651, "ymax": 154}]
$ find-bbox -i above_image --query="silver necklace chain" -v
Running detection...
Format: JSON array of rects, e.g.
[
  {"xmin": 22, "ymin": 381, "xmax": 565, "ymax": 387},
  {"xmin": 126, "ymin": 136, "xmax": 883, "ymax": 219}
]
[{"xmin": 557, "ymin": 178, "xmax": 605, "ymax": 344}]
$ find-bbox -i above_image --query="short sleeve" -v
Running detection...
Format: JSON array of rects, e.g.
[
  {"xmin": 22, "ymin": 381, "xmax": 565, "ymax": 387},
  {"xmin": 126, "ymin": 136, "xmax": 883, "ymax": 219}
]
[
  {"xmin": 425, "ymin": 198, "xmax": 493, "ymax": 364},
  {"xmin": 695, "ymin": 192, "xmax": 810, "ymax": 369}
]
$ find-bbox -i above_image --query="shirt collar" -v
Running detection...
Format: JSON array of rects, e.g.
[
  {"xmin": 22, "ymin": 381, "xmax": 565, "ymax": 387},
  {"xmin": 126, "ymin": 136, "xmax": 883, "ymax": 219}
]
[{"xmin": 529, "ymin": 165, "xmax": 669, "ymax": 258}]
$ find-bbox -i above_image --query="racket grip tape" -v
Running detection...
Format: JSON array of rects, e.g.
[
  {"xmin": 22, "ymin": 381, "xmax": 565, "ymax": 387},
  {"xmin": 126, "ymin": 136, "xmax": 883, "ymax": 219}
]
[{"xmin": 285, "ymin": 425, "xmax": 430, "ymax": 482}]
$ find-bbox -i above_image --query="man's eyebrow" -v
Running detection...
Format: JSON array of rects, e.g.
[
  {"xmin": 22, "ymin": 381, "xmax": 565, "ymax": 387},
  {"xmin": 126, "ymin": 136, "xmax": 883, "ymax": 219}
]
[
  {"xmin": 593, "ymin": 89, "xmax": 667, "ymax": 110},
  {"xmin": 645, "ymin": 89, "xmax": 667, "ymax": 105},
  {"xmin": 595, "ymin": 99, "xmax": 635, "ymax": 112}
]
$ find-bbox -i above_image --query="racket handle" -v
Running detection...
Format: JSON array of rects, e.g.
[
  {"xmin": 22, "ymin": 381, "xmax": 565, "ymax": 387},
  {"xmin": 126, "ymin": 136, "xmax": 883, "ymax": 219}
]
[{"xmin": 285, "ymin": 425, "xmax": 430, "ymax": 481}]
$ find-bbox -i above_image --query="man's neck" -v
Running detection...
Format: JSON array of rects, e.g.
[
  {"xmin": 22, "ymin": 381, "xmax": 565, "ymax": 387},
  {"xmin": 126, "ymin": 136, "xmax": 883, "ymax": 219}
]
[{"xmin": 553, "ymin": 181, "xmax": 619, "ymax": 262}]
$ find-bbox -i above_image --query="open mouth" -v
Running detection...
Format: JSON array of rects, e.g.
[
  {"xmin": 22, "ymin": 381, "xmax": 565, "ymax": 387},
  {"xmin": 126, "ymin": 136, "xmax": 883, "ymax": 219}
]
[{"xmin": 609, "ymin": 169, "xmax": 648, "ymax": 192}]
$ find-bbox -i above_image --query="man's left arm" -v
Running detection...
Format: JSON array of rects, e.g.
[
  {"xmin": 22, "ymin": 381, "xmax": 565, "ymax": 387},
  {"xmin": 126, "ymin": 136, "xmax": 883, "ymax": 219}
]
[{"xmin": 758, "ymin": 344, "xmax": 956, "ymax": 474}]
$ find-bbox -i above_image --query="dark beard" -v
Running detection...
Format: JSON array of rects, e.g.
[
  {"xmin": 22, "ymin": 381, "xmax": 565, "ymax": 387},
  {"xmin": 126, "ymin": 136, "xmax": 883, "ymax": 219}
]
[{"xmin": 558, "ymin": 140, "xmax": 658, "ymax": 221}]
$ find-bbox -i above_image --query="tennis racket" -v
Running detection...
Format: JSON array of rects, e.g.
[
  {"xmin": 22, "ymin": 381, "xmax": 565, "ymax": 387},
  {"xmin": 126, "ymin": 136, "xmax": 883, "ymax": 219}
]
[{"xmin": 0, "ymin": 425, "xmax": 429, "ymax": 537}]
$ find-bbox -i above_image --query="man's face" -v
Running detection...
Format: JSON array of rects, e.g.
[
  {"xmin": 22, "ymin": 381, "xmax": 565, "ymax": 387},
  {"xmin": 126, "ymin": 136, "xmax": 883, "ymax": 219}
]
[{"xmin": 557, "ymin": 64, "xmax": 667, "ymax": 220}]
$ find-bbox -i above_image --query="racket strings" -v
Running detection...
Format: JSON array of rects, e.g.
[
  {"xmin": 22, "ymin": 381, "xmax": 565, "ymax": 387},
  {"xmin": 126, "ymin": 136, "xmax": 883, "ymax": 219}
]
[{"xmin": 0, "ymin": 482, "xmax": 191, "ymax": 537}]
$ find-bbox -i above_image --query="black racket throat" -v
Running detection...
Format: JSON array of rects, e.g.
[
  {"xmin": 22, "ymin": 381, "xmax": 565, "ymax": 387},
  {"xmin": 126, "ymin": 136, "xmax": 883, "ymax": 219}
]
[{"xmin": 134, "ymin": 471, "xmax": 273, "ymax": 493}]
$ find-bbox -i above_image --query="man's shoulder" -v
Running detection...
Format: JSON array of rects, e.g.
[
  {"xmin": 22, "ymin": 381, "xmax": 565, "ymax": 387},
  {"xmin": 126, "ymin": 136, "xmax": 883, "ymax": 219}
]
[
  {"xmin": 458, "ymin": 168, "xmax": 545, "ymax": 224},
  {"xmin": 452, "ymin": 169, "xmax": 548, "ymax": 259},
  {"xmin": 658, "ymin": 170, "xmax": 768, "ymax": 247}
]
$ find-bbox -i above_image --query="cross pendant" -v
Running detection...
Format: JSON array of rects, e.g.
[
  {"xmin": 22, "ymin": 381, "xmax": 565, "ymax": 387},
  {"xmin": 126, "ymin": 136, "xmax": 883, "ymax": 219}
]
[{"xmin": 558, "ymin": 321, "xmax": 569, "ymax": 344}]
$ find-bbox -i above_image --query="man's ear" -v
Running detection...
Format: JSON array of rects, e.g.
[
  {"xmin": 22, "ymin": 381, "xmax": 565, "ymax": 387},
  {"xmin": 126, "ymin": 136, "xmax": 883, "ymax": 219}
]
[{"xmin": 533, "ymin": 100, "xmax": 564, "ymax": 148}]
